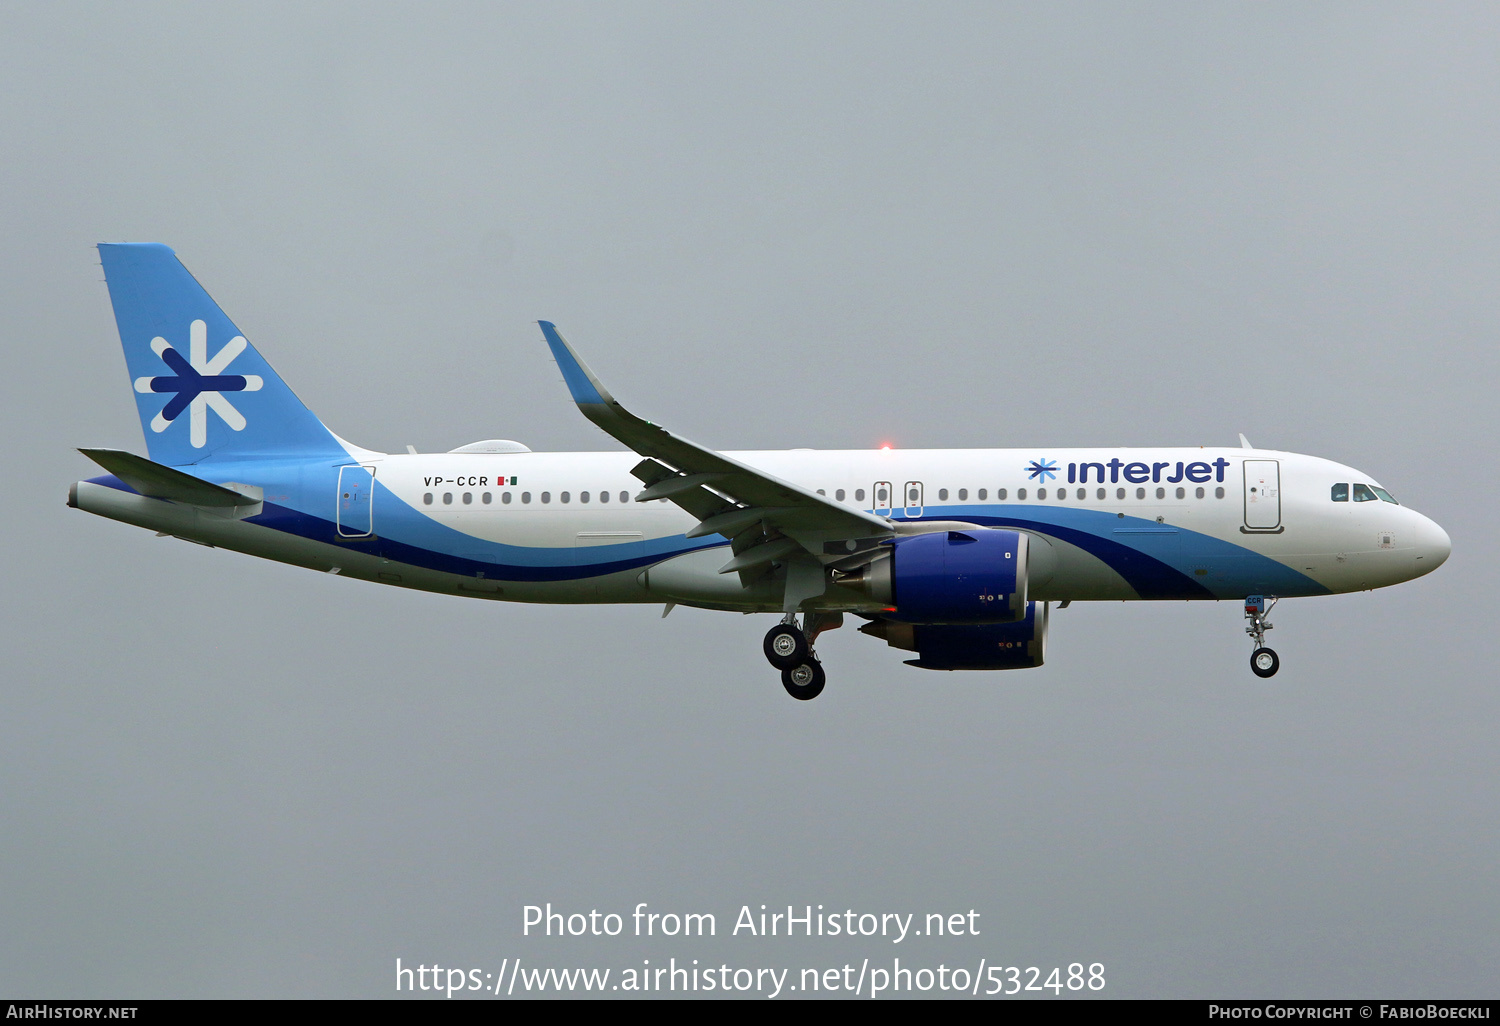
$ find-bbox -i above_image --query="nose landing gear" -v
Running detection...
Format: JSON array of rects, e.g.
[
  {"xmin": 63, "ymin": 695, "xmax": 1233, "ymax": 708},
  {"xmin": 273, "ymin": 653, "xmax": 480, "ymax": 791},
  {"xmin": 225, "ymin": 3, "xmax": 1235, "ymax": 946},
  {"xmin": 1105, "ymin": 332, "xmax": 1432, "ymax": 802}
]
[
  {"xmin": 764, "ymin": 612, "xmax": 841, "ymax": 700},
  {"xmin": 1245, "ymin": 595, "xmax": 1279, "ymax": 678}
]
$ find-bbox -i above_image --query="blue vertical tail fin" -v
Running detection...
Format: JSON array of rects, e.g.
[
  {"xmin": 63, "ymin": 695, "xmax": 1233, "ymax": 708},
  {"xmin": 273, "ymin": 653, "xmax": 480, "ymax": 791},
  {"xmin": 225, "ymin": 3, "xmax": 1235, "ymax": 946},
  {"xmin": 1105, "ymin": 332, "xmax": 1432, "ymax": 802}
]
[{"xmin": 98, "ymin": 243, "xmax": 345, "ymax": 465}]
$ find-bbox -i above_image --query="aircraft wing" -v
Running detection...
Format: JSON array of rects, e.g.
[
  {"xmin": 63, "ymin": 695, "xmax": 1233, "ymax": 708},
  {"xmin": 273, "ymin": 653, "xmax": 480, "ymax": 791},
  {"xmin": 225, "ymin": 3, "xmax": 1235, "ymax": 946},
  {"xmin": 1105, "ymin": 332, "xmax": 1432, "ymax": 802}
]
[{"xmin": 540, "ymin": 322, "xmax": 893, "ymax": 576}]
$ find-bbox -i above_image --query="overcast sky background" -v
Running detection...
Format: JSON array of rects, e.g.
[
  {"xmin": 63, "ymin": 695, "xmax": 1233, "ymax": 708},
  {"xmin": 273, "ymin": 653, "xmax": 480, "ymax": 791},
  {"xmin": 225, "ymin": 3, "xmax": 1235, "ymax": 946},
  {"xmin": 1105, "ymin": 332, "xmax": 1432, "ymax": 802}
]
[{"xmin": 2, "ymin": 2, "xmax": 1497, "ymax": 998}]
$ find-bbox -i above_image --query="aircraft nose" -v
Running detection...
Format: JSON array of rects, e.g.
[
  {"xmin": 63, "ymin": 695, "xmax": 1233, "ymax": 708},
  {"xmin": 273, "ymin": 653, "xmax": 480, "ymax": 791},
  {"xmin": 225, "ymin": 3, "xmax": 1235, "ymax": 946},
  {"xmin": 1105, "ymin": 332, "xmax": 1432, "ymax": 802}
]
[{"xmin": 1413, "ymin": 513, "xmax": 1451, "ymax": 576}]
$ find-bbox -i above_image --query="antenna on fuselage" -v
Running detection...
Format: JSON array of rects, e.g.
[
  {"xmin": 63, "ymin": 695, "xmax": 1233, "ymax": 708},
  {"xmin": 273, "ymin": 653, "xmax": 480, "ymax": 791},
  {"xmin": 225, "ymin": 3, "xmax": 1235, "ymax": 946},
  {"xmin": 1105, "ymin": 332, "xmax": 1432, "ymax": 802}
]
[{"xmin": 1238, "ymin": 433, "xmax": 1254, "ymax": 449}]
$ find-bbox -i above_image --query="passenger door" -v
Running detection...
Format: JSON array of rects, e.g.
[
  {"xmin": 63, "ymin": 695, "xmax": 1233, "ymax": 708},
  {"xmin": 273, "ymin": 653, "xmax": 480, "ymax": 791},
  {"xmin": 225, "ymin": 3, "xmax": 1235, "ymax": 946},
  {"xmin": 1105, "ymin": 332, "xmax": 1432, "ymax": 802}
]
[
  {"xmin": 1242, "ymin": 459, "xmax": 1281, "ymax": 531},
  {"xmin": 337, "ymin": 465, "xmax": 375, "ymax": 537}
]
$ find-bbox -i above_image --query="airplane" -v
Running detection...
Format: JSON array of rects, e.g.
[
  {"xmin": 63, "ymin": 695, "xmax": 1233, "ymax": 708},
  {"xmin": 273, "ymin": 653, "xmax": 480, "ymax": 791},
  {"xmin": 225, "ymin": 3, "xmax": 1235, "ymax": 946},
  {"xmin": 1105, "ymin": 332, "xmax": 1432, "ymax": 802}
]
[{"xmin": 70, "ymin": 243, "xmax": 1452, "ymax": 700}]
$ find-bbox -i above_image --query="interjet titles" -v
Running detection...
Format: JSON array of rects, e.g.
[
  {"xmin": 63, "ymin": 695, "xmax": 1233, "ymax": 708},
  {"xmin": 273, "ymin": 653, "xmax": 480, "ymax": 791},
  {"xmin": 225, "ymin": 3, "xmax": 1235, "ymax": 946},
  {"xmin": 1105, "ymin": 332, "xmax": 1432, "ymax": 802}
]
[{"xmin": 1067, "ymin": 457, "xmax": 1230, "ymax": 485}]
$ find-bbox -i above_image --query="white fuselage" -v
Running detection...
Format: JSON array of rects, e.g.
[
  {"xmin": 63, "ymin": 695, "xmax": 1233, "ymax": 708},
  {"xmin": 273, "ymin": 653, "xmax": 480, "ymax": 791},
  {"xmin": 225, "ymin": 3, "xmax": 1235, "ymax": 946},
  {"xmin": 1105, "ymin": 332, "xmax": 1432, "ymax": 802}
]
[{"xmin": 74, "ymin": 445, "xmax": 1451, "ymax": 611}]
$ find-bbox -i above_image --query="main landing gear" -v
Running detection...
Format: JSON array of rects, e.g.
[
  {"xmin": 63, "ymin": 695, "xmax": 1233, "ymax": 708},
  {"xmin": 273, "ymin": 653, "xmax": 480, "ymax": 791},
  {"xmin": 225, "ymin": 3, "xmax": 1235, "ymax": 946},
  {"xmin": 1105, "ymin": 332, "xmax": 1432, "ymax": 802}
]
[
  {"xmin": 763, "ymin": 613, "xmax": 841, "ymax": 700},
  {"xmin": 1245, "ymin": 595, "xmax": 1279, "ymax": 678}
]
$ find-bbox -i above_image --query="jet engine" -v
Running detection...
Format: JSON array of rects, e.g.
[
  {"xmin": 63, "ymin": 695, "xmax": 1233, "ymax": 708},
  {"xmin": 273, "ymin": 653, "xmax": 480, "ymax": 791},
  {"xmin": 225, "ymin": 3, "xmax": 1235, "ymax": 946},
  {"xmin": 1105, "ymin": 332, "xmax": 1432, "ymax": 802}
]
[
  {"xmin": 837, "ymin": 529, "xmax": 1029, "ymax": 624},
  {"xmin": 858, "ymin": 601, "xmax": 1048, "ymax": 670}
]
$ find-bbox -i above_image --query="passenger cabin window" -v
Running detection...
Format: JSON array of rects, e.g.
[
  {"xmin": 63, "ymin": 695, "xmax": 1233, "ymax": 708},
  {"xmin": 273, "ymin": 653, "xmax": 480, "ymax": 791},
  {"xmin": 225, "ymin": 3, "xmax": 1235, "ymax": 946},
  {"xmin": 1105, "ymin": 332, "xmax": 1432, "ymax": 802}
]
[
  {"xmin": 1331, "ymin": 483, "xmax": 1349, "ymax": 502},
  {"xmin": 619, "ymin": 491, "xmax": 629, "ymax": 503},
  {"xmin": 958, "ymin": 488, "xmax": 968, "ymax": 500},
  {"xmin": 1015, "ymin": 488, "xmax": 1024, "ymax": 500},
  {"xmin": 835, "ymin": 488, "xmax": 845, "ymax": 501},
  {"xmin": 1353, "ymin": 483, "xmax": 1378, "ymax": 502},
  {"xmin": 978, "ymin": 489, "xmax": 987, "ymax": 500},
  {"xmin": 938, "ymin": 488, "xmax": 949, "ymax": 500},
  {"xmin": 423, "ymin": 493, "xmax": 433, "ymax": 505},
  {"xmin": 855, "ymin": 488, "xmax": 866, "ymax": 502}
]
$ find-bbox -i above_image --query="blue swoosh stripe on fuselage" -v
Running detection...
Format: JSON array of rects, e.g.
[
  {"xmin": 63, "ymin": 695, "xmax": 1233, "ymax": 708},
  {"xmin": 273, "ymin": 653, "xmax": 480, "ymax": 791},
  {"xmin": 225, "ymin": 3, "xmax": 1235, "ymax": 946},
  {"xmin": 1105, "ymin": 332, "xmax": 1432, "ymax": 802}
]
[
  {"xmin": 86, "ymin": 474, "xmax": 718, "ymax": 582},
  {"xmin": 88, "ymin": 476, "xmax": 1326, "ymax": 596},
  {"xmin": 899, "ymin": 503, "xmax": 1327, "ymax": 599}
]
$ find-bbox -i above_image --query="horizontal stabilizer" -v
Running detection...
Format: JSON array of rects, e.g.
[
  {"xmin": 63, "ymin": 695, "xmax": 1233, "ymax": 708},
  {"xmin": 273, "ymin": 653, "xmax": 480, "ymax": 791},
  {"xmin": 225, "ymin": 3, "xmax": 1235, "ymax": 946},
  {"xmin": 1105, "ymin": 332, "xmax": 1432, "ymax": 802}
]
[{"xmin": 79, "ymin": 448, "xmax": 261, "ymax": 507}]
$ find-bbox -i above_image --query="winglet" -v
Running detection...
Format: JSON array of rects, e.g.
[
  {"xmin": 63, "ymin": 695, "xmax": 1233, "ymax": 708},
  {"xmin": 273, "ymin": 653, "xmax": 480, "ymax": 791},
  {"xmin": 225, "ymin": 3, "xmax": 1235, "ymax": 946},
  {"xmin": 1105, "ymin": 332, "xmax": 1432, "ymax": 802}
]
[{"xmin": 539, "ymin": 321, "xmax": 611, "ymax": 408}]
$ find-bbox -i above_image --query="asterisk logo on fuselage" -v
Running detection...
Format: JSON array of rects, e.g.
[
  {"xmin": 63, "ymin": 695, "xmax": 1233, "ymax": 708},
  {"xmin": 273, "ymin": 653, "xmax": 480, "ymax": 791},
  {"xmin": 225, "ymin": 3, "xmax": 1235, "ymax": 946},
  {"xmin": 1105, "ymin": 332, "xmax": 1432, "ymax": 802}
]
[
  {"xmin": 1026, "ymin": 459, "xmax": 1058, "ymax": 482},
  {"xmin": 133, "ymin": 319, "xmax": 263, "ymax": 448}
]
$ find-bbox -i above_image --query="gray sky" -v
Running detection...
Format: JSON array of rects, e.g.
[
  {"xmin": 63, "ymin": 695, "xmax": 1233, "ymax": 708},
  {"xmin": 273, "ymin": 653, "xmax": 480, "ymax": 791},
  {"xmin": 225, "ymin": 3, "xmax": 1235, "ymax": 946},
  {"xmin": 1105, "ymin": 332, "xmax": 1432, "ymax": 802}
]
[{"xmin": 2, "ymin": 2, "xmax": 1496, "ymax": 998}]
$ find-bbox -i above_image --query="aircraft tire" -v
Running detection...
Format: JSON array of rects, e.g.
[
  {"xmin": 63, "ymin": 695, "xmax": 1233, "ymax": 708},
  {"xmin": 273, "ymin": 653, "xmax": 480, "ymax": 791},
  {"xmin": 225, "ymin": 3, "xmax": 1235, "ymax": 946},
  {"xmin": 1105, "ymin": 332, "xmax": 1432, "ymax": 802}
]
[
  {"xmin": 764, "ymin": 624, "xmax": 809, "ymax": 670},
  {"xmin": 781, "ymin": 660, "xmax": 826, "ymax": 701},
  {"xmin": 1250, "ymin": 647, "xmax": 1280, "ymax": 678}
]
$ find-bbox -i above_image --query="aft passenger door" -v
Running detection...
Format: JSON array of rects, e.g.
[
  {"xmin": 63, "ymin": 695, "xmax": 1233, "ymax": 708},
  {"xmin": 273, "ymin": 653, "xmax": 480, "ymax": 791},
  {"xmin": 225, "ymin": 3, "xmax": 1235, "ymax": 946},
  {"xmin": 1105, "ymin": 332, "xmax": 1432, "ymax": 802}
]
[
  {"xmin": 337, "ymin": 464, "xmax": 375, "ymax": 537},
  {"xmin": 1242, "ymin": 459, "xmax": 1281, "ymax": 532}
]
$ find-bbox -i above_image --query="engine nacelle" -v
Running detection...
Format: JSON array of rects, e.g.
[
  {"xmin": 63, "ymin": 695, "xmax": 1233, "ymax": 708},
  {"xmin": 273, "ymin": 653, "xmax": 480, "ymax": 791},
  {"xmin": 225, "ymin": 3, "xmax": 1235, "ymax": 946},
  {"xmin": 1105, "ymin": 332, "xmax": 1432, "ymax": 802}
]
[
  {"xmin": 859, "ymin": 601, "xmax": 1048, "ymax": 670},
  {"xmin": 844, "ymin": 529, "xmax": 1028, "ymax": 624}
]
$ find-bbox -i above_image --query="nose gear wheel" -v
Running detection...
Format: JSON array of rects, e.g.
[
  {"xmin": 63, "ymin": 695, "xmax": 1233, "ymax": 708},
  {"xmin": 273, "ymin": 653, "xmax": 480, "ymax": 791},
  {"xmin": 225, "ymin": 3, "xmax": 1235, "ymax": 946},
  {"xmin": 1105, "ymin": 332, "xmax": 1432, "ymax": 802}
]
[{"xmin": 1244, "ymin": 596, "xmax": 1280, "ymax": 678}]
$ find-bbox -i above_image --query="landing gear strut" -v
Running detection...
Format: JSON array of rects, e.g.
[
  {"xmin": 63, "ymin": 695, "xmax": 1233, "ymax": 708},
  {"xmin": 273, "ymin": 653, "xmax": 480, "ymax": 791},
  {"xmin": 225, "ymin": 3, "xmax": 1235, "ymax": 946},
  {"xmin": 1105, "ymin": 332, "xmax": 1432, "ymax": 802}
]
[
  {"xmin": 1244, "ymin": 595, "xmax": 1279, "ymax": 678},
  {"xmin": 764, "ymin": 612, "xmax": 841, "ymax": 700}
]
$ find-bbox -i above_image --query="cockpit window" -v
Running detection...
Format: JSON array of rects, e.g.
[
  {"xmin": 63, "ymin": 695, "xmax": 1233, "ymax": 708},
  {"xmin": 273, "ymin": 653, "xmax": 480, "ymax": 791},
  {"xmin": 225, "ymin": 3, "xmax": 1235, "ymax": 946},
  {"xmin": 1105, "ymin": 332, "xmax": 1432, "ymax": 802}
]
[
  {"xmin": 1331, "ymin": 483, "xmax": 1348, "ymax": 502},
  {"xmin": 1371, "ymin": 486, "xmax": 1398, "ymax": 504},
  {"xmin": 1352, "ymin": 483, "xmax": 1379, "ymax": 502}
]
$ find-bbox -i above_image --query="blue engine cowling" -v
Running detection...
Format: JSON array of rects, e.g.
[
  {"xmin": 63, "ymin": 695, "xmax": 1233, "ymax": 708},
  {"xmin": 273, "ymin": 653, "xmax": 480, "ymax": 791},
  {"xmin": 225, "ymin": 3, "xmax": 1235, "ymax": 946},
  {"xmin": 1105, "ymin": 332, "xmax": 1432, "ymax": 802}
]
[
  {"xmin": 858, "ymin": 601, "xmax": 1048, "ymax": 670},
  {"xmin": 882, "ymin": 529, "xmax": 1029, "ymax": 624}
]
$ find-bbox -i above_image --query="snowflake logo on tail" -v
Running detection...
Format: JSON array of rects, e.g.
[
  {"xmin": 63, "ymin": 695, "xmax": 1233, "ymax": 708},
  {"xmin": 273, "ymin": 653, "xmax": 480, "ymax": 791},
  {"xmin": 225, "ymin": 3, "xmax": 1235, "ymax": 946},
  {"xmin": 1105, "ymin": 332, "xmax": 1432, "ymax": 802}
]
[
  {"xmin": 133, "ymin": 319, "xmax": 263, "ymax": 448},
  {"xmin": 1026, "ymin": 459, "xmax": 1058, "ymax": 482}
]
